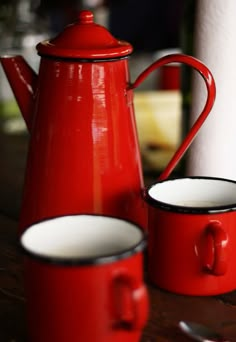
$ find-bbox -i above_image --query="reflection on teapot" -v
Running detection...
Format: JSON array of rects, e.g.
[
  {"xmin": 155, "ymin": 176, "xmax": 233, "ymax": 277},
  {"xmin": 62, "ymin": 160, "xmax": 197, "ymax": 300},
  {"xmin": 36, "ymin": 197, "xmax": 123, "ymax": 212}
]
[{"xmin": 0, "ymin": 10, "xmax": 216, "ymax": 233}]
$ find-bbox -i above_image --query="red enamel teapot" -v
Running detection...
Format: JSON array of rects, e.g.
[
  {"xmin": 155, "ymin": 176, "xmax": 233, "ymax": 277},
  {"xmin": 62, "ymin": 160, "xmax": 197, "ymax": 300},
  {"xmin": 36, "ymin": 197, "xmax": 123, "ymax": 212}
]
[{"xmin": 0, "ymin": 10, "xmax": 216, "ymax": 233}]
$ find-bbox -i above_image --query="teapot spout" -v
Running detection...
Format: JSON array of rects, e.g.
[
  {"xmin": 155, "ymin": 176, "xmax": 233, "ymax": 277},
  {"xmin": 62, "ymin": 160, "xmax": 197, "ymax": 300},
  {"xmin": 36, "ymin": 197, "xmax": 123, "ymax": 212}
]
[{"xmin": 0, "ymin": 55, "xmax": 38, "ymax": 132}]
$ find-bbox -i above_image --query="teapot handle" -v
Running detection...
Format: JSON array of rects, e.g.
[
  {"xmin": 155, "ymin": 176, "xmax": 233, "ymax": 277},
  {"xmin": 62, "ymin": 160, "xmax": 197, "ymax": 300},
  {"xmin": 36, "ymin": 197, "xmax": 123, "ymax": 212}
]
[{"xmin": 130, "ymin": 54, "xmax": 216, "ymax": 181}]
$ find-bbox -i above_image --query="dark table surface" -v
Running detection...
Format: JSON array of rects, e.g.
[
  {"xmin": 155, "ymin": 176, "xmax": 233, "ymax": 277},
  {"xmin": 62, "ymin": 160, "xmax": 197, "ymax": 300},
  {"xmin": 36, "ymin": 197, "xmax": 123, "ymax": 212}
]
[{"xmin": 1, "ymin": 130, "xmax": 236, "ymax": 342}]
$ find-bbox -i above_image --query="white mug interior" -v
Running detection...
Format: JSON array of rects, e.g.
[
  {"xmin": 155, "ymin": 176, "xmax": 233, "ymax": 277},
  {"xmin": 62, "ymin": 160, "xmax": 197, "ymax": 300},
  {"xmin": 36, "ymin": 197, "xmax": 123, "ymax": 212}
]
[
  {"xmin": 148, "ymin": 177, "xmax": 236, "ymax": 208},
  {"xmin": 20, "ymin": 215, "xmax": 144, "ymax": 261}
]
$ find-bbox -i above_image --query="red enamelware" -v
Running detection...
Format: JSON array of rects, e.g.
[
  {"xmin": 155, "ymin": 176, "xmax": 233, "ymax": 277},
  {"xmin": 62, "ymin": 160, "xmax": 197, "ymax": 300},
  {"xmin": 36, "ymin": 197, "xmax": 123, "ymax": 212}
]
[
  {"xmin": 0, "ymin": 10, "xmax": 216, "ymax": 233},
  {"xmin": 145, "ymin": 177, "xmax": 236, "ymax": 296},
  {"xmin": 20, "ymin": 215, "xmax": 148, "ymax": 342}
]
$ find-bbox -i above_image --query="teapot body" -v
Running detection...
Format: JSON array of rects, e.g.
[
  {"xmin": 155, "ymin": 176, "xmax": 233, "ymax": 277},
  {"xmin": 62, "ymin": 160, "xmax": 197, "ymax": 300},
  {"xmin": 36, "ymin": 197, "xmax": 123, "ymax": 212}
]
[
  {"xmin": 1, "ymin": 11, "xmax": 216, "ymax": 235},
  {"xmin": 19, "ymin": 56, "xmax": 147, "ymax": 232}
]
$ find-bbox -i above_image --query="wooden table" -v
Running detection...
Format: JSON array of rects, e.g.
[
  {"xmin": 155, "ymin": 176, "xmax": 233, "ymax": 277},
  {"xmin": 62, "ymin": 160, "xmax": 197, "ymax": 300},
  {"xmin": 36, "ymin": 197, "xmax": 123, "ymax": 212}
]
[{"xmin": 1, "ymin": 131, "xmax": 236, "ymax": 341}]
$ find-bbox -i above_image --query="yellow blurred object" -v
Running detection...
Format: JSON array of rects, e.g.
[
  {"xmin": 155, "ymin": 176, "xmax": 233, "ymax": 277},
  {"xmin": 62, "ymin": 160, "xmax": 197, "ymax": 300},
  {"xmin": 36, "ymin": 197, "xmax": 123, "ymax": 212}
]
[{"xmin": 134, "ymin": 90, "xmax": 182, "ymax": 171}]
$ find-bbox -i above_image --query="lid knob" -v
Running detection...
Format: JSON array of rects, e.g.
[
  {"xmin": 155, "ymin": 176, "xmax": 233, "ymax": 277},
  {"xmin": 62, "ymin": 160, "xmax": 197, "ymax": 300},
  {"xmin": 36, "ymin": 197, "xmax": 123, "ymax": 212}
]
[
  {"xmin": 79, "ymin": 10, "xmax": 94, "ymax": 24},
  {"xmin": 37, "ymin": 9, "xmax": 133, "ymax": 59}
]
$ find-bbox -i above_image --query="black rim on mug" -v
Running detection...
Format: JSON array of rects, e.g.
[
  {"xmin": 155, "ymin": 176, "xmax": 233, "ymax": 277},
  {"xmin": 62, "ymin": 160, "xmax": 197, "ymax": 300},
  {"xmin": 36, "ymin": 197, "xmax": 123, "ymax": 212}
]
[
  {"xmin": 20, "ymin": 214, "xmax": 147, "ymax": 266},
  {"xmin": 144, "ymin": 176, "xmax": 236, "ymax": 214}
]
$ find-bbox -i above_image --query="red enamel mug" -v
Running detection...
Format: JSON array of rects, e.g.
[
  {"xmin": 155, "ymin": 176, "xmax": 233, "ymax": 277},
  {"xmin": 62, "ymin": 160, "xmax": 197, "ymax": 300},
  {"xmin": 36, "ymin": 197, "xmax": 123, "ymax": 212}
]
[
  {"xmin": 144, "ymin": 177, "xmax": 236, "ymax": 296},
  {"xmin": 20, "ymin": 215, "xmax": 148, "ymax": 342}
]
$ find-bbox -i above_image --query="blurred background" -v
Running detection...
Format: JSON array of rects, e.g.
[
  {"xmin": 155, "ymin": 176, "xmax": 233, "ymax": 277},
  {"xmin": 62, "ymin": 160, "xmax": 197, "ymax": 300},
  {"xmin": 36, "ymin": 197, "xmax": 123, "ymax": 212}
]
[{"xmin": 0, "ymin": 0, "xmax": 195, "ymax": 216}]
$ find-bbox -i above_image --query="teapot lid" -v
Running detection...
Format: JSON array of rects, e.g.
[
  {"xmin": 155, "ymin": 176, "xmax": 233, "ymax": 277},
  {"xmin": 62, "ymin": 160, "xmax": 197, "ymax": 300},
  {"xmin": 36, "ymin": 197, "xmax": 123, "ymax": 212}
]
[{"xmin": 37, "ymin": 10, "xmax": 133, "ymax": 59}]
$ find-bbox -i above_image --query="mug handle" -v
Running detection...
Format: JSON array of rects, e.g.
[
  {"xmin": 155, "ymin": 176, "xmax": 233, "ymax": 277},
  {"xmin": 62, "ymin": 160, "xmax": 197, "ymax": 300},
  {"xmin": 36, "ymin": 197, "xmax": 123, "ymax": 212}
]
[
  {"xmin": 130, "ymin": 54, "xmax": 216, "ymax": 181},
  {"xmin": 112, "ymin": 273, "xmax": 149, "ymax": 330},
  {"xmin": 202, "ymin": 221, "xmax": 228, "ymax": 276}
]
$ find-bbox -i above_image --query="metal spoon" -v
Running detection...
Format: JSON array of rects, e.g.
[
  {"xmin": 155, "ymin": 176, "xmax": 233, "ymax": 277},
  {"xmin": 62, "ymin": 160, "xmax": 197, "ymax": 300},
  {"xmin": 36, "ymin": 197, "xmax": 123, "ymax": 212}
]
[{"xmin": 178, "ymin": 321, "xmax": 230, "ymax": 342}]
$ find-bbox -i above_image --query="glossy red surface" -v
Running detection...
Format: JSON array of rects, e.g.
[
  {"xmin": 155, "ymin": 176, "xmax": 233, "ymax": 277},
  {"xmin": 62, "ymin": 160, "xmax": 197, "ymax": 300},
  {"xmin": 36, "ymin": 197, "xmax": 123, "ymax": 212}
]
[
  {"xmin": 18, "ymin": 57, "xmax": 146, "ymax": 232},
  {"xmin": 132, "ymin": 53, "xmax": 216, "ymax": 181},
  {"xmin": 37, "ymin": 10, "xmax": 133, "ymax": 59},
  {"xmin": 0, "ymin": 12, "xmax": 216, "ymax": 235},
  {"xmin": 204, "ymin": 221, "xmax": 228, "ymax": 276},
  {"xmin": 24, "ymin": 252, "xmax": 148, "ymax": 342},
  {"xmin": 147, "ymin": 205, "xmax": 236, "ymax": 296}
]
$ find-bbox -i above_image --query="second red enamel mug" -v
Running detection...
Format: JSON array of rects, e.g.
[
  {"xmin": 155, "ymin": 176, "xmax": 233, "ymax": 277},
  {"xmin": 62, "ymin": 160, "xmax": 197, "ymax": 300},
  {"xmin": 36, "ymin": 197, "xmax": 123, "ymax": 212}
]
[{"xmin": 145, "ymin": 177, "xmax": 236, "ymax": 296}]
